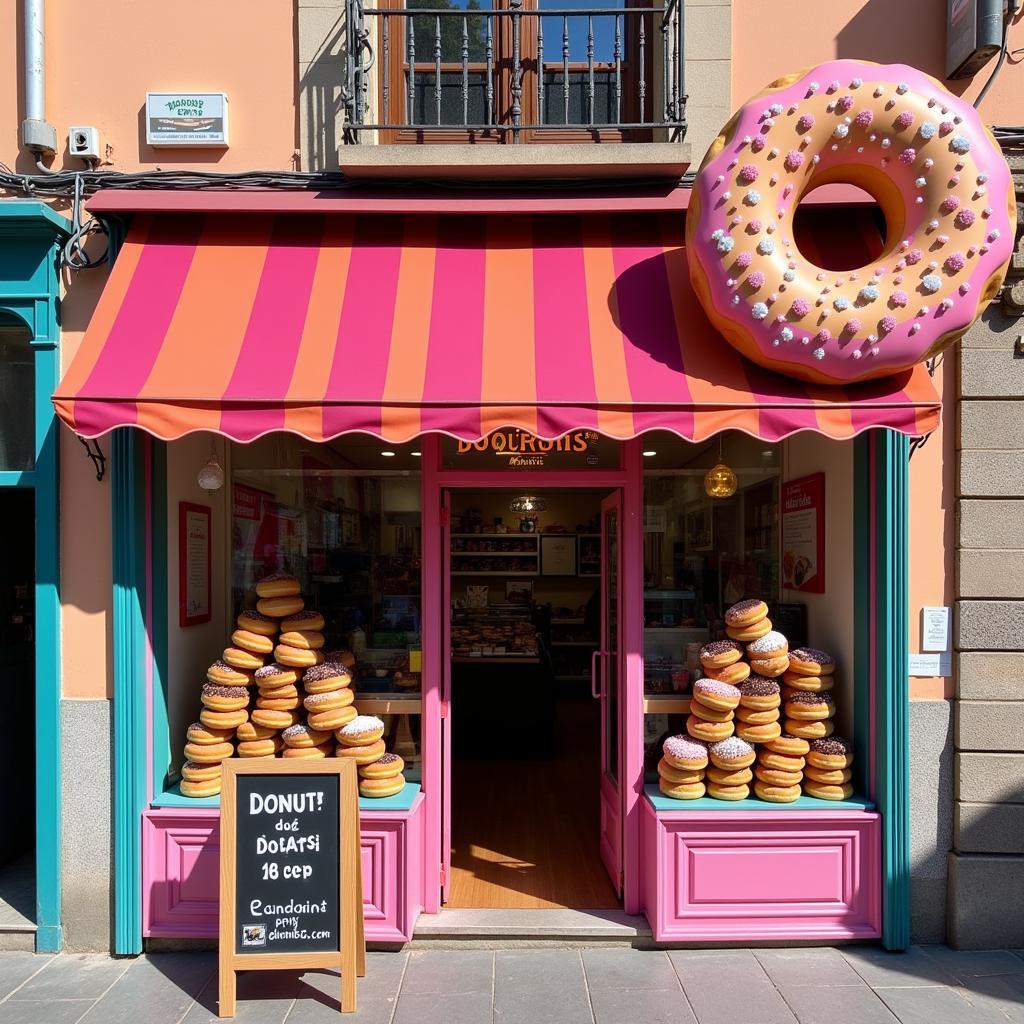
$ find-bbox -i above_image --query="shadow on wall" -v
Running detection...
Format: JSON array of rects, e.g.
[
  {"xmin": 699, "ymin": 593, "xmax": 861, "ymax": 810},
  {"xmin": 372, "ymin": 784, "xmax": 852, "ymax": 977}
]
[
  {"xmin": 835, "ymin": 0, "xmax": 968, "ymax": 97},
  {"xmin": 298, "ymin": 7, "xmax": 347, "ymax": 172}
]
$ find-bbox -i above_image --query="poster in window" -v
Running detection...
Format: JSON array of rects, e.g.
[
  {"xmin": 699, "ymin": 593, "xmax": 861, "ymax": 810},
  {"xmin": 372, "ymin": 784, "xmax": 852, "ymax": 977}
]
[
  {"xmin": 179, "ymin": 502, "xmax": 212, "ymax": 626},
  {"xmin": 781, "ymin": 473, "xmax": 825, "ymax": 593},
  {"xmin": 540, "ymin": 534, "xmax": 577, "ymax": 576}
]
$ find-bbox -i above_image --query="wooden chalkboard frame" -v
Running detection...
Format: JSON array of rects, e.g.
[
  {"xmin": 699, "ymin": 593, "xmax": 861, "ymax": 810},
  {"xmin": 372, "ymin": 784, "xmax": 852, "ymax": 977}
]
[{"xmin": 218, "ymin": 759, "xmax": 366, "ymax": 1016}]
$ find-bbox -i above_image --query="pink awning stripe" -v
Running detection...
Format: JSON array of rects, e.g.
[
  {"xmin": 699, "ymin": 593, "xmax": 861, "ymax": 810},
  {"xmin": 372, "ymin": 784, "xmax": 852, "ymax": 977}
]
[{"xmin": 52, "ymin": 210, "xmax": 942, "ymax": 445}]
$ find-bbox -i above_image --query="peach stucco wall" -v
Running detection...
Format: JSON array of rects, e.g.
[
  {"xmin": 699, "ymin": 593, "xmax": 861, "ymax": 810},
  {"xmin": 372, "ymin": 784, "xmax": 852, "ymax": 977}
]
[
  {"xmin": 0, "ymin": 0, "xmax": 297, "ymax": 697},
  {"xmin": 730, "ymin": 0, "xmax": 1021, "ymax": 700},
  {"xmin": 3, "ymin": 0, "xmax": 1009, "ymax": 699},
  {"xmin": 731, "ymin": 0, "xmax": 1024, "ymax": 125}
]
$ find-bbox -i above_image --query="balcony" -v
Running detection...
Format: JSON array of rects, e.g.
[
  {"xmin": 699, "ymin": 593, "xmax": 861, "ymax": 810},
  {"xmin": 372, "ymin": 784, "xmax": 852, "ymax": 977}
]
[{"xmin": 341, "ymin": 0, "xmax": 687, "ymax": 152}]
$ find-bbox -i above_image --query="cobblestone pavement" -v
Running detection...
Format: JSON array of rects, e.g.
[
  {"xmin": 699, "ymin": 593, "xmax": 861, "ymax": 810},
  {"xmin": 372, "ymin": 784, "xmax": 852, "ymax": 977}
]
[{"xmin": 1, "ymin": 945, "xmax": 1023, "ymax": 1024}]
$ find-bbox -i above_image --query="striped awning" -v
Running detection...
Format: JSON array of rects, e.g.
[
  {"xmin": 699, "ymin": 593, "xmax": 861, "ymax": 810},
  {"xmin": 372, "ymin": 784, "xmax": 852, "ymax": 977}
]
[{"xmin": 53, "ymin": 211, "xmax": 940, "ymax": 444}]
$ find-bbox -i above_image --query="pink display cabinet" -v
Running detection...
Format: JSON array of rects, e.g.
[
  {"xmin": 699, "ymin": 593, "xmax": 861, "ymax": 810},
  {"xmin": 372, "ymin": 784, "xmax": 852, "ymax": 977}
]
[
  {"xmin": 641, "ymin": 787, "xmax": 881, "ymax": 942},
  {"xmin": 142, "ymin": 788, "xmax": 424, "ymax": 944}
]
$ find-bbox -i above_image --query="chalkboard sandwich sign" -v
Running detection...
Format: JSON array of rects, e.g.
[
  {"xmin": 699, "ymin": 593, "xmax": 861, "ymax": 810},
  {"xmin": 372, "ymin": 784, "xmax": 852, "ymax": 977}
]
[{"xmin": 219, "ymin": 759, "xmax": 365, "ymax": 1017}]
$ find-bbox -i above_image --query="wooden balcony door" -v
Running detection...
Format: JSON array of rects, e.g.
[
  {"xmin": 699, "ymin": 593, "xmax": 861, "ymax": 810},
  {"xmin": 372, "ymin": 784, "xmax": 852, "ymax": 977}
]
[
  {"xmin": 519, "ymin": 0, "xmax": 652, "ymax": 143},
  {"xmin": 381, "ymin": 0, "xmax": 510, "ymax": 143},
  {"xmin": 379, "ymin": 0, "xmax": 653, "ymax": 142}
]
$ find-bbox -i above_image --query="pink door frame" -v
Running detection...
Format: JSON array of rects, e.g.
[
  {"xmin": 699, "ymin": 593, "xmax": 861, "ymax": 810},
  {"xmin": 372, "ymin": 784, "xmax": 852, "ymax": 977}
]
[
  {"xmin": 598, "ymin": 490, "xmax": 625, "ymax": 893},
  {"xmin": 418, "ymin": 434, "xmax": 646, "ymax": 915}
]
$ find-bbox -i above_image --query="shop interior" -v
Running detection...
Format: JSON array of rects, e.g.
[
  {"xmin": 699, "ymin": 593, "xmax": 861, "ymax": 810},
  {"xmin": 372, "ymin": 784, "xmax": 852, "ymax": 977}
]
[
  {"xmin": 153, "ymin": 425, "xmax": 859, "ymax": 920},
  {"xmin": 446, "ymin": 487, "xmax": 614, "ymax": 909},
  {"xmin": 0, "ymin": 489, "xmax": 35, "ymax": 930}
]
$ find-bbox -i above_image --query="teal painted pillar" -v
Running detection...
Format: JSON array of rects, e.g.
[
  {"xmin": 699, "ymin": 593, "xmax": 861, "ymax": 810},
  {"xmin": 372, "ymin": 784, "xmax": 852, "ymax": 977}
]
[
  {"xmin": 854, "ymin": 430, "xmax": 911, "ymax": 951},
  {"xmin": 0, "ymin": 202, "xmax": 70, "ymax": 952},
  {"xmin": 874, "ymin": 430, "xmax": 911, "ymax": 951},
  {"xmin": 33, "ymin": 346, "xmax": 62, "ymax": 953},
  {"xmin": 111, "ymin": 429, "xmax": 149, "ymax": 955}
]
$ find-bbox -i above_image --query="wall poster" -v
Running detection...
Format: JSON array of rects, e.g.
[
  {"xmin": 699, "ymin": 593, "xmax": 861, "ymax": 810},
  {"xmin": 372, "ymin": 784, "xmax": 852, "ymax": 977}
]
[
  {"xmin": 781, "ymin": 473, "xmax": 825, "ymax": 594},
  {"xmin": 179, "ymin": 501, "xmax": 212, "ymax": 626}
]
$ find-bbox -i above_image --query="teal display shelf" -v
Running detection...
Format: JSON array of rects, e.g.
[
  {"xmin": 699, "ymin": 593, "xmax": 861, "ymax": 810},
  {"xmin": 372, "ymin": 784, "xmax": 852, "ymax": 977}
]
[
  {"xmin": 644, "ymin": 784, "xmax": 875, "ymax": 813},
  {"xmin": 152, "ymin": 780, "xmax": 422, "ymax": 813}
]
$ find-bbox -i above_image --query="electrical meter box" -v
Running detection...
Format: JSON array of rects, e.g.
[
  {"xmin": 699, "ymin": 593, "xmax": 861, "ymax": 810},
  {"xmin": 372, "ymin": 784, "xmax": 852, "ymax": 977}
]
[
  {"xmin": 145, "ymin": 92, "xmax": 229, "ymax": 147},
  {"xmin": 946, "ymin": 0, "xmax": 1004, "ymax": 79}
]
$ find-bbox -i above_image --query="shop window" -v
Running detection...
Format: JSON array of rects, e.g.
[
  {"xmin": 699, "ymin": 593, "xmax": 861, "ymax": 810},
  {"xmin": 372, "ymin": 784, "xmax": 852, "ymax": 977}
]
[
  {"xmin": 232, "ymin": 435, "xmax": 423, "ymax": 781},
  {"xmin": 0, "ymin": 320, "xmax": 35, "ymax": 471},
  {"xmin": 441, "ymin": 429, "xmax": 621, "ymax": 470},
  {"xmin": 641, "ymin": 431, "xmax": 781, "ymax": 775}
]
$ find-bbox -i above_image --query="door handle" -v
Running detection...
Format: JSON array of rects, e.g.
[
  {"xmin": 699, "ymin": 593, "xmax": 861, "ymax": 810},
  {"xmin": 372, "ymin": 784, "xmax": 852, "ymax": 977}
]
[{"xmin": 591, "ymin": 649, "xmax": 604, "ymax": 700}]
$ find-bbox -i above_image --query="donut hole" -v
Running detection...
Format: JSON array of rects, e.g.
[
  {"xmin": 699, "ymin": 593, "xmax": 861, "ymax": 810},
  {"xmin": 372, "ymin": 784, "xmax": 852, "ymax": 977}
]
[{"xmin": 792, "ymin": 185, "xmax": 887, "ymax": 272}]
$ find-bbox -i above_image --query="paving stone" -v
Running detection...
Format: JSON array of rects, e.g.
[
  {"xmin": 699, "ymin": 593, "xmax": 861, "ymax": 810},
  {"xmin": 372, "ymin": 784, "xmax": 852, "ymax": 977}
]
[
  {"xmin": 840, "ymin": 946, "xmax": 961, "ymax": 988},
  {"xmin": 0, "ymin": 999, "xmax": 97, "ymax": 1024},
  {"xmin": 919, "ymin": 945, "xmax": 1024, "ymax": 979},
  {"xmin": 398, "ymin": 950, "xmax": 492, "ymax": 996},
  {"xmin": 583, "ymin": 948, "xmax": 679, "ymax": 991},
  {"xmin": 77, "ymin": 953, "xmax": 215, "ymax": 1024},
  {"xmin": 590, "ymin": 985, "xmax": 697, "ymax": 1024},
  {"xmin": 494, "ymin": 950, "xmax": 592, "ymax": 1024},
  {"xmin": 288, "ymin": 956, "xmax": 407, "ymax": 1023},
  {"xmin": 754, "ymin": 948, "xmax": 869, "ymax": 988},
  {"xmin": 8, "ymin": 953, "xmax": 131, "ymax": 1001},
  {"xmin": 668, "ymin": 951, "xmax": 797, "ymax": 1024},
  {"xmin": 183, "ymin": 969, "xmax": 300, "ymax": 1022},
  {"xmin": 391, "ymin": 989, "xmax": 492, "ymax": 1024},
  {"xmin": 958, "ymin": 973, "xmax": 1024, "ymax": 1023},
  {"xmin": 0, "ymin": 953, "xmax": 52, "ymax": 1001},
  {"xmin": 776, "ymin": 983, "xmax": 899, "ymax": 1024},
  {"xmin": 875, "ymin": 984, "xmax": 1009, "ymax": 1024}
]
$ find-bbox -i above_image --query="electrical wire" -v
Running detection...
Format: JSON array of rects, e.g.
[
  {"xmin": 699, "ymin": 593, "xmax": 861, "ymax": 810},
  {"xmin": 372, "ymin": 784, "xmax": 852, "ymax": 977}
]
[
  {"xmin": 974, "ymin": 0, "xmax": 1020, "ymax": 109},
  {"xmin": 0, "ymin": 167, "xmax": 349, "ymax": 198}
]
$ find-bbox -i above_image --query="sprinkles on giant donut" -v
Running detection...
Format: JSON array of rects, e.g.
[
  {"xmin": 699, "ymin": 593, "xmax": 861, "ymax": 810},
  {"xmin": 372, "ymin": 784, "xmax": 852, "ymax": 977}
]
[{"xmin": 686, "ymin": 59, "xmax": 1016, "ymax": 384}]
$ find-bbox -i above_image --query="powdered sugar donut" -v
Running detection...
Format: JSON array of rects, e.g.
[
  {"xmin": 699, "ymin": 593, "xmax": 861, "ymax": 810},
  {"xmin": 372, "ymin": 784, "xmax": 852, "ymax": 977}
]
[
  {"xmin": 708, "ymin": 736, "xmax": 756, "ymax": 770},
  {"xmin": 662, "ymin": 734, "xmax": 709, "ymax": 771},
  {"xmin": 686, "ymin": 59, "xmax": 1015, "ymax": 383}
]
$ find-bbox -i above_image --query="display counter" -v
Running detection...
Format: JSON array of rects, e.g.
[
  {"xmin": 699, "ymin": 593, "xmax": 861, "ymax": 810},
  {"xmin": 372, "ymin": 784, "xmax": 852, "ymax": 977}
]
[
  {"xmin": 142, "ymin": 784, "xmax": 424, "ymax": 944},
  {"xmin": 641, "ymin": 785, "xmax": 880, "ymax": 942}
]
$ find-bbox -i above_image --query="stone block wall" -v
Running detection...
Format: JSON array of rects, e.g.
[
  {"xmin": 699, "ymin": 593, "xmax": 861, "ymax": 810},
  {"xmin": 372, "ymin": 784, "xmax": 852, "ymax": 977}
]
[{"xmin": 950, "ymin": 159, "xmax": 1024, "ymax": 948}]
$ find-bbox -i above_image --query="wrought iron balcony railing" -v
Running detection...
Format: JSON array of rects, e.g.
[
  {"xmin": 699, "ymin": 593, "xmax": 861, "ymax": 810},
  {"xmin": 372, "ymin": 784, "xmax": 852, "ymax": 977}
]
[{"xmin": 342, "ymin": 0, "xmax": 686, "ymax": 143}]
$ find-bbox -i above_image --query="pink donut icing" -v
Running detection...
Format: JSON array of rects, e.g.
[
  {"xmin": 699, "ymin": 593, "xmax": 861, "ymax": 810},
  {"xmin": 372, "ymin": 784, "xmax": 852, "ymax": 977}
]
[
  {"xmin": 686, "ymin": 60, "xmax": 1015, "ymax": 384},
  {"xmin": 663, "ymin": 735, "xmax": 708, "ymax": 762},
  {"xmin": 694, "ymin": 678, "xmax": 741, "ymax": 700}
]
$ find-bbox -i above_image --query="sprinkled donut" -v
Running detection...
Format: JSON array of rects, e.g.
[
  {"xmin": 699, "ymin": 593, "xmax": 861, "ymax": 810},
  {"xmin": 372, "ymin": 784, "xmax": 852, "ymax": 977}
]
[{"xmin": 686, "ymin": 59, "xmax": 1015, "ymax": 383}]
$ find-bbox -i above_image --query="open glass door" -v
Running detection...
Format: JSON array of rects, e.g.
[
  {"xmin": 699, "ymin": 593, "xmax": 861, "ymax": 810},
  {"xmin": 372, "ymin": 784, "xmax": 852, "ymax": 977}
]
[
  {"xmin": 597, "ymin": 490, "xmax": 623, "ymax": 894},
  {"xmin": 440, "ymin": 489, "xmax": 453, "ymax": 904}
]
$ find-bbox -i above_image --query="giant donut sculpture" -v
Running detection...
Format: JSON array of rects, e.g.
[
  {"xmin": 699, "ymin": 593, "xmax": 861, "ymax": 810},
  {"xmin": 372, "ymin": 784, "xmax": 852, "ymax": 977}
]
[{"xmin": 686, "ymin": 59, "xmax": 1016, "ymax": 384}]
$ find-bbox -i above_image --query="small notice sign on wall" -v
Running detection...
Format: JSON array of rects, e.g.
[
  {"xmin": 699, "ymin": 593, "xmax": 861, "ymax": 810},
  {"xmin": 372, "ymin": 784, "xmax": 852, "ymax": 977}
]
[
  {"xmin": 218, "ymin": 760, "xmax": 365, "ymax": 1016},
  {"xmin": 179, "ymin": 502, "xmax": 211, "ymax": 627},
  {"xmin": 146, "ymin": 92, "xmax": 229, "ymax": 147},
  {"xmin": 781, "ymin": 472, "xmax": 825, "ymax": 594}
]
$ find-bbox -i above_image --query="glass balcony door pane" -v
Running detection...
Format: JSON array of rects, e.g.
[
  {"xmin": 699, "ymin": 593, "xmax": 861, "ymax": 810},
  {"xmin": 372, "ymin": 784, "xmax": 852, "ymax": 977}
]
[
  {"xmin": 407, "ymin": 0, "xmax": 493, "ymax": 126},
  {"xmin": 537, "ymin": 0, "xmax": 627, "ymax": 126}
]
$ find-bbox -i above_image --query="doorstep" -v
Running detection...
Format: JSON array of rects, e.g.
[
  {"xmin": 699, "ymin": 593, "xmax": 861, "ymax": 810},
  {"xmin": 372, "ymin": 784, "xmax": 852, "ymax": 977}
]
[
  {"xmin": 412, "ymin": 908, "xmax": 652, "ymax": 948},
  {"xmin": 0, "ymin": 856, "xmax": 36, "ymax": 952}
]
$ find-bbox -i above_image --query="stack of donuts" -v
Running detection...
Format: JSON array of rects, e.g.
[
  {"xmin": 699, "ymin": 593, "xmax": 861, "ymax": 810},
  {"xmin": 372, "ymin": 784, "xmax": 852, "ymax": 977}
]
[
  {"xmin": 784, "ymin": 647, "xmax": 854, "ymax": 800},
  {"xmin": 657, "ymin": 597, "xmax": 854, "ymax": 803},
  {"xmin": 659, "ymin": 735, "xmax": 709, "ymax": 799},
  {"xmin": 178, "ymin": 571, "xmax": 405, "ymax": 800}
]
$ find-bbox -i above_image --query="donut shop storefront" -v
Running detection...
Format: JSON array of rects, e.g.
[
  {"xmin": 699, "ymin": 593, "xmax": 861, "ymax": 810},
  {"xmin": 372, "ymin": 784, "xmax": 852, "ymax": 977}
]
[{"xmin": 50, "ymin": 182, "xmax": 947, "ymax": 953}]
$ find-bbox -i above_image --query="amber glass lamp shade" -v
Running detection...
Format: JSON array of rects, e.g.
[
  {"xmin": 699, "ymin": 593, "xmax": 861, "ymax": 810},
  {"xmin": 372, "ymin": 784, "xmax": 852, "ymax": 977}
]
[{"xmin": 704, "ymin": 463, "xmax": 737, "ymax": 498}]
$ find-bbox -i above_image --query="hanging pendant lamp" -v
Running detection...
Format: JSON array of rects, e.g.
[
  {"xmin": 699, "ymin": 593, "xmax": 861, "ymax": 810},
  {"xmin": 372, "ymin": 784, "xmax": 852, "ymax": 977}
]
[{"xmin": 704, "ymin": 436, "xmax": 737, "ymax": 499}]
